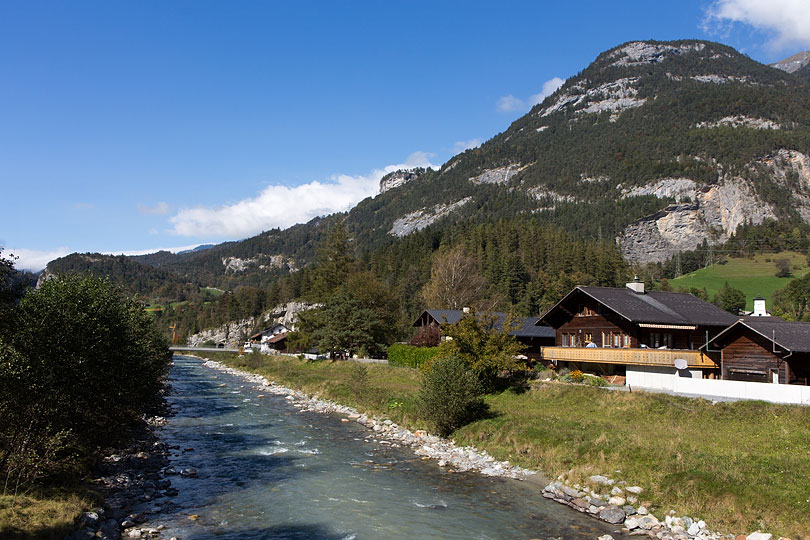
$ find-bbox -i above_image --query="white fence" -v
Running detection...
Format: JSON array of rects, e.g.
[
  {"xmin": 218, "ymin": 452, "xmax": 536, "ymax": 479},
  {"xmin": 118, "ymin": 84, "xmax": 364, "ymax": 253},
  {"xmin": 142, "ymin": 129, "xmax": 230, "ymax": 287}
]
[{"xmin": 627, "ymin": 365, "xmax": 810, "ymax": 405}]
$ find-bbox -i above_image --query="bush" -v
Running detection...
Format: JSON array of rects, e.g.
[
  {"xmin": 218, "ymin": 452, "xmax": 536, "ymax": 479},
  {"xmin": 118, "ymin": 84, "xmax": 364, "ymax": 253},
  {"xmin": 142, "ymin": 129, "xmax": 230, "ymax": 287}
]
[
  {"xmin": 584, "ymin": 374, "xmax": 609, "ymax": 387},
  {"xmin": 348, "ymin": 362, "xmax": 369, "ymax": 397},
  {"xmin": 418, "ymin": 355, "xmax": 487, "ymax": 437},
  {"xmin": 0, "ymin": 274, "xmax": 170, "ymax": 486},
  {"xmin": 387, "ymin": 343, "xmax": 438, "ymax": 369},
  {"xmin": 409, "ymin": 325, "xmax": 440, "ymax": 347}
]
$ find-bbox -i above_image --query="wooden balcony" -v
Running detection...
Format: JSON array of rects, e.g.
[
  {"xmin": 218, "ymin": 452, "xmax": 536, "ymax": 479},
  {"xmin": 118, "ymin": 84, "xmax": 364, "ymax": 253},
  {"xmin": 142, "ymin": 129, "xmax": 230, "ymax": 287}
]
[{"xmin": 540, "ymin": 346, "xmax": 717, "ymax": 368}]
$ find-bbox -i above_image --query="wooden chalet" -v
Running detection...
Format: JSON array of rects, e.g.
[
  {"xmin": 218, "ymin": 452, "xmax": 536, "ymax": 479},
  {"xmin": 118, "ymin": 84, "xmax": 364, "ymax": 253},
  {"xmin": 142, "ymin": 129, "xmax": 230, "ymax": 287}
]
[
  {"xmin": 703, "ymin": 318, "xmax": 810, "ymax": 385},
  {"xmin": 413, "ymin": 309, "xmax": 555, "ymax": 359},
  {"xmin": 537, "ymin": 281, "xmax": 738, "ymax": 377}
]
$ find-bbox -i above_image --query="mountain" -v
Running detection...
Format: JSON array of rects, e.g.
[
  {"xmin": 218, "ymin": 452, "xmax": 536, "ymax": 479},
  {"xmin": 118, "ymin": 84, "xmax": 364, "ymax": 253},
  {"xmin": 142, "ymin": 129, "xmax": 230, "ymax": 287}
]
[
  {"xmin": 770, "ymin": 50, "xmax": 810, "ymax": 73},
  {"xmin": 47, "ymin": 39, "xmax": 810, "ymax": 288},
  {"xmin": 345, "ymin": 40, "xmax": 810, "ymax": 264},
  {"xmin": 796, "ymin": 62, "xmax": 810, "ymax": 84}
]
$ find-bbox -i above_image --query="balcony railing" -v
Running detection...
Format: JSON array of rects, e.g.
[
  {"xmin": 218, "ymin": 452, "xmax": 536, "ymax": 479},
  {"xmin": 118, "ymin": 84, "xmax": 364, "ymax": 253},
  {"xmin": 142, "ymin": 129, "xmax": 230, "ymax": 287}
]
[{"xmin": 540, "ymin": 346, "xmax": 716, "ymax": 368}]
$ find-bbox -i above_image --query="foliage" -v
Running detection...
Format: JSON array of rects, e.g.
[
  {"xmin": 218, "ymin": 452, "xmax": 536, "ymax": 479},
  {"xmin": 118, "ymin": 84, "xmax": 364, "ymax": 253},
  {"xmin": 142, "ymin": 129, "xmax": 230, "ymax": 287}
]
[
  {"xmin": 347, "ymin": 362, "xmax": 369, "ymax": 397},
  {"xmin": 774, "ymin": 257, "xmax": 791, "ymax": 278},
  {"xmin": 418, "ymin": 355, "xmax": 487, "ymax": 437},
  {"xmin": 771, "ymin": 272, "xmax": 810, "ymax": 321},
  {"xmin": 435, "ymin": 310, "xmax": 525, "ymax": 391},
  {"xmin": 0, "ymin": 274, "xmax": 170, "ymax": 490},
  {"xmin": 408, "ymin": 324, "xmax": 440, "ymax": 347},
  {"xmin": 387, "ymin": 343, "xmax": 439, "ymax": 369},
  {"xmin": 569, "ymin": 370, "xmax": 584, "ymax": 383},
  {"xmin": 421, "ymin": 246, "xmax": 492, "ymax": 310},
  {"xmin": 712, "ymin": 281, "xmax": 747, "ymax": 314}
]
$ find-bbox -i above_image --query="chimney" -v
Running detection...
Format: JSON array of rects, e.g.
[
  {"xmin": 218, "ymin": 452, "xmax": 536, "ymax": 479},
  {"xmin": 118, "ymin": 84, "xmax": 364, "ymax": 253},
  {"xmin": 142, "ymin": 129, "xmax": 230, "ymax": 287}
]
[
  {"xmin": 751, "ymin": 297, "xmax": 769, "ymax": 317},
  {"xmin": 626, "ymin": 276, "xmax": 645, "ymax": 294},
  {"xmin": 462, "ymin": 307, "xmax": 471, "ymax": 314}
]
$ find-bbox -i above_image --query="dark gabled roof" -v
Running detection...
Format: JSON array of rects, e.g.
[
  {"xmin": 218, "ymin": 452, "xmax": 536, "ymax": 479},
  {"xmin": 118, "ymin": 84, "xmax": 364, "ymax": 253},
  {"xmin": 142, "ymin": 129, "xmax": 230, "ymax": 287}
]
[
  {"xmin": 266, "ymin": 332, "xmax": 288, "ymax": 344},
  {"xmin": 704, "ymin": 318, "xmax": 810, "ymax": 353},
  {"xmin": 414, "ymin": 310, "xmax": 554, "ymax": 339},
  {"xmin": 539, "ymin": 286, "xmax": 738, "ymax": 328}
]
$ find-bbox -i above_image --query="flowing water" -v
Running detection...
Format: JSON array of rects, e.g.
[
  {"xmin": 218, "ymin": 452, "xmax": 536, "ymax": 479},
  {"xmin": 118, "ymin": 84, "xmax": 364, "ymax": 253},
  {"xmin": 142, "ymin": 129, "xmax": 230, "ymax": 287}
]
[{"xmin": 140, "ymin": 356, "xmax": 624, "ymax": 539}]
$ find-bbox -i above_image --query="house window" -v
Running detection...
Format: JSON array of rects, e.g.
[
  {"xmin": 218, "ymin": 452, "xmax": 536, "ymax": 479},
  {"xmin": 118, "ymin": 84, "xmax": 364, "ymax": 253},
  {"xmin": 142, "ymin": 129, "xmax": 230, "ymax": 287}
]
[
  {"xmin": 623, "ymin": 334, "xmax": 631, "ymax": 348},
  {"xmin": 649, "ymin": 332, "xmax": 673, "ymax": 348}
]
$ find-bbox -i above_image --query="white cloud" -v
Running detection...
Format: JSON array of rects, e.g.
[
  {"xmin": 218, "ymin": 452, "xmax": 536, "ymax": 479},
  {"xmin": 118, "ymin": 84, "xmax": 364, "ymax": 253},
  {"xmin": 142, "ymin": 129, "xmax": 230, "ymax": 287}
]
[
  {"xmin": 7, "ymin": 247, "xmax": 71, "ymax": 272},
  {"xmin": 529, "ymin": 77, "xmax": 565, "ymax": 106},
  {"xmin": 169, "ymin": 151, "xmax": 438, "ymax": 239},
  {"xmin": 704, "ymin": 0, "xmax": 810, "ymax": 50},
  {"xmin": 138, "ymin": 201, "xmax": 170, "ymax": 215},
  {"xmin": 496, "ymin": 76, "xmax": 566, "ymax": 113},
  {"xmin": 496, "ymin": 94, "xmax": 526, "ymax": 112},
  {"xmin": 453, "ymin": 139, "xmax": 482, "ymax": 153}
]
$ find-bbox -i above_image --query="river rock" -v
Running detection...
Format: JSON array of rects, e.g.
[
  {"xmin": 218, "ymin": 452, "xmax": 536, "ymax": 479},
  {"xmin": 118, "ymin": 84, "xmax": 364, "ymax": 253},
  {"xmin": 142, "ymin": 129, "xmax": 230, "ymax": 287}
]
[
  {"xmin": 590, "ymin": 497, "xmax": 607, "ymax": 507},
  {"xmin": 688, "ymin": 523, "xmax": 701, "ymax": 536},
  {"xmin": 625, "ymin": 517, "xmax": 640, "ymax": 529},
  {"xmin": 599, "ymin": 505, "xmax": 626, "ymax": 524},
  {"xmin": 626, "ymin": 485, "xmax": 644, "ymax": 494},
  {"xmin": 636, "ymin": 506, "xmax": 648, "ymax": 515},
  {"xmin": 747, "ymin": 533, "xmax": 772, "ymax": 540},
  {"xmin": 636, "ymin": 514, "xmax": 660, "ymax": 529},
  {"xmin": 611, "ymin": 486, "xmax": 624, "ymax": 495},
  {"xmin": 561, "ymin": 485, "xmax": 583, "ymax": 499},
  {"xmin": 80, "ymin": 511, "xmax": 100, "ymax": 528},
  {"xmin": 599, "ymin": 535, "xmax": 615, "ymax": 540},
  {"xmin": 572, "ymin": 497, "xmax": 590, "ymax": 510},
  {"xmin": 590, "ymin": 474, "xmax": 614, "ymax": 486},
  {"xmin": 623, "ymin": 504, "xmax": 636, "ymax": 515},
  {"xmin": 609, "ymin": 496, "xmax": 626, "ymax": 506}
]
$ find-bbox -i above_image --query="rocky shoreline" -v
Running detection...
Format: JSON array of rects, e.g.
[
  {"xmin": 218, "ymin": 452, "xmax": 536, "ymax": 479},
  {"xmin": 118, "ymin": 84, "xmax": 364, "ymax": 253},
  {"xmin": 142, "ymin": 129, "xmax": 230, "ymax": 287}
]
[{"xmin": 65, "ymin": 416, "xmax": 179, "ymax": 540}]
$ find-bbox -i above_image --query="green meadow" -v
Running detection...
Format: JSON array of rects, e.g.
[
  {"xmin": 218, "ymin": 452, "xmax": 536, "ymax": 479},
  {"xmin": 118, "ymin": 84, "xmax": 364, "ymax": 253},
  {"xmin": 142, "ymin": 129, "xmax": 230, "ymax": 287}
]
[{"xmin": 670, "ymin": 251, "xmax": 808, "ymax": 310}]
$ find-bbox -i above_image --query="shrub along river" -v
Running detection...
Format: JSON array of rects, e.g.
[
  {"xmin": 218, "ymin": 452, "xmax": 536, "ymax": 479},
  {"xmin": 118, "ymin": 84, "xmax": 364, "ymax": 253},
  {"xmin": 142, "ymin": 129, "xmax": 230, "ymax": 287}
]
[{"xmin": 137, "ymin": 356, "xmax": 625, "ymax": 539}]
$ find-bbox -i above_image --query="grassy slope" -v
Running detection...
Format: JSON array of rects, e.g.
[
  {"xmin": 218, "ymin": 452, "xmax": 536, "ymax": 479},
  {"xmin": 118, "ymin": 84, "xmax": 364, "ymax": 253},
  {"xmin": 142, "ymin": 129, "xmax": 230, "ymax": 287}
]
[
  {"xmin": 0, "ymin": 489, "xmax": 96, "ymax": 540},
  {"xmin": 199, "ymin": 352, "xmax": 810, "ymax": 538},
  {"xmin": 670, "ymin": 251, "xmax": 808, "ymax": 310}
]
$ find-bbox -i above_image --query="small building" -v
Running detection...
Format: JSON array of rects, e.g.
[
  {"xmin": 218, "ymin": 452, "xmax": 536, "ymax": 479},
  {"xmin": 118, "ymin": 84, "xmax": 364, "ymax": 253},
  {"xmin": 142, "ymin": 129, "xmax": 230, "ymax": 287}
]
[
  {"xmin": 537, "ymin": 280, "xmax": 738, "ymax": 379},
  {"xmin": 249, "ymin": 323, "xmax": 289, "ymax": 344},
  {"xmin": 412, "ymin": 309, "xmax": 555, "ymax": 360},
  {"xmin": 703, "ymin": 318, "xmax": 810, "ymax": 385},
  {"xmin": 260, "ymin": 332, "xmax": 289, "ymax": 354}
]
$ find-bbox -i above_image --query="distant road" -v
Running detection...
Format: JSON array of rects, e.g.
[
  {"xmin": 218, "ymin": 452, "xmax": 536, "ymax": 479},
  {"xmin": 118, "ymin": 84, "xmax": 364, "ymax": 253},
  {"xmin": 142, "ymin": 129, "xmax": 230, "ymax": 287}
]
[{"xmin": 170, "ymin": 346, "xmax": 240, "ymax": 353}]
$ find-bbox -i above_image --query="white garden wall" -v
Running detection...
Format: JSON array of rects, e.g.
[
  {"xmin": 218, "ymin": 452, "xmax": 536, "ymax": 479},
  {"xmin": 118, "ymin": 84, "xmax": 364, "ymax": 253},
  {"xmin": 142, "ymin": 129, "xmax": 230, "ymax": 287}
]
[{"xmin": 626, "ymin": 365, "xmax": 810, "ymax": 405}]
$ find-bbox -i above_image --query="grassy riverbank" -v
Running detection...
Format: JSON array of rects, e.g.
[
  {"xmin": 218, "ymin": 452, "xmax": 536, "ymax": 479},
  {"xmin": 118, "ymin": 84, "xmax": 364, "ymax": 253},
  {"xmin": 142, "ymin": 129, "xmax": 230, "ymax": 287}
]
[
  {"xmin": 0, "ymin": 488, "xmax": 96, "ymax": 540},
  {"xmin": 195, "ymin": 352, "xmax": 810, "ymax": 538}
]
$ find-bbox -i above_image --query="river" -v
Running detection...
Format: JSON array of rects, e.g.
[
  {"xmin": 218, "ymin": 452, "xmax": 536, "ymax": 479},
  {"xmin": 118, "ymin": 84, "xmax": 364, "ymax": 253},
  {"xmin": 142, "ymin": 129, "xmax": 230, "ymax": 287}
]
[{"xmin": 136, "ymin": 356, "xmax": 625, "ymax": 539}]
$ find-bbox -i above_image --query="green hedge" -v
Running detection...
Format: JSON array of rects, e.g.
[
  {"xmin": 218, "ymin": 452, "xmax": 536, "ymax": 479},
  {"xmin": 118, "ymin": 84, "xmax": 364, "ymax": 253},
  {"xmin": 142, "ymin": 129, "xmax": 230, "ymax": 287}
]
[{"xmin": 387, "ymin": 343, "xmax": 438, "ymax": 368}]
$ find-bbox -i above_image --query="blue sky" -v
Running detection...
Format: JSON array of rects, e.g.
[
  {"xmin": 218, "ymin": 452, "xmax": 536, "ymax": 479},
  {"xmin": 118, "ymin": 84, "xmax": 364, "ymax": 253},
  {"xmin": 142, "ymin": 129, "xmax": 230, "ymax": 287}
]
[{"xmin": 3, "ymin": 0, "xmax": 810, "ymax": 270}]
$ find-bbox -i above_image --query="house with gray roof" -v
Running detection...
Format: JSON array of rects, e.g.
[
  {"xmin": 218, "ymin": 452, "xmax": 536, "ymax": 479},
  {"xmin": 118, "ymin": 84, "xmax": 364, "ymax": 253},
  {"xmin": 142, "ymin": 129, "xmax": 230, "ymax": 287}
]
[
  {"xmin": 703, "ymin": 318, "xmax": 810, "ymax": 385},
  {"xmin": 536, "ymin": 280, "xmax": 738, "ymax": 379}
]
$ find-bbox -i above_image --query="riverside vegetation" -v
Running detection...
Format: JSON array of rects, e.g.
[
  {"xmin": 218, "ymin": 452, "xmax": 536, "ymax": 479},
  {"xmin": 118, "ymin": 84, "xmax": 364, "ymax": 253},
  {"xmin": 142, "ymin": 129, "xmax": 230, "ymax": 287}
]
[
  {"xmin": 196, "ymin": 350, "xmax": 810, "ymax": 539},
  {"xmin": 0, "ymin": 251, "xmax": 171, "ymax": 540}
]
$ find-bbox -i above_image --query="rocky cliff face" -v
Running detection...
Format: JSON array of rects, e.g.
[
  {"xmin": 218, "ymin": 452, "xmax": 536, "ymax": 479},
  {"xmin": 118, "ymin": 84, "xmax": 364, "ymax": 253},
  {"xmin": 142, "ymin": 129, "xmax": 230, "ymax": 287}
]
[
  {"xmin": 770, "ymin": 51, "xmax": 810, "ymax": 73},
  {"xmin": 618, "ymin": 149, "xmax": 810, "ymax": 263},
  {"xmin": 187, "ymin": 301, "xmax": 318, "ymax": 346},
  {"xmin": 379, "ymin": 169, "xmax": 425, "ymax": 194}
]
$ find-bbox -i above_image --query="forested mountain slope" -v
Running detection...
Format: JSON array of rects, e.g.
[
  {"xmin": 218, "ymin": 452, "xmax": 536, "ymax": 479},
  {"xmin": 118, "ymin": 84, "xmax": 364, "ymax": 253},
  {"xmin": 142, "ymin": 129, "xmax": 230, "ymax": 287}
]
[{"xmin": 47, "ymin": 39, "xmax": 810, "ymax": 295}]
